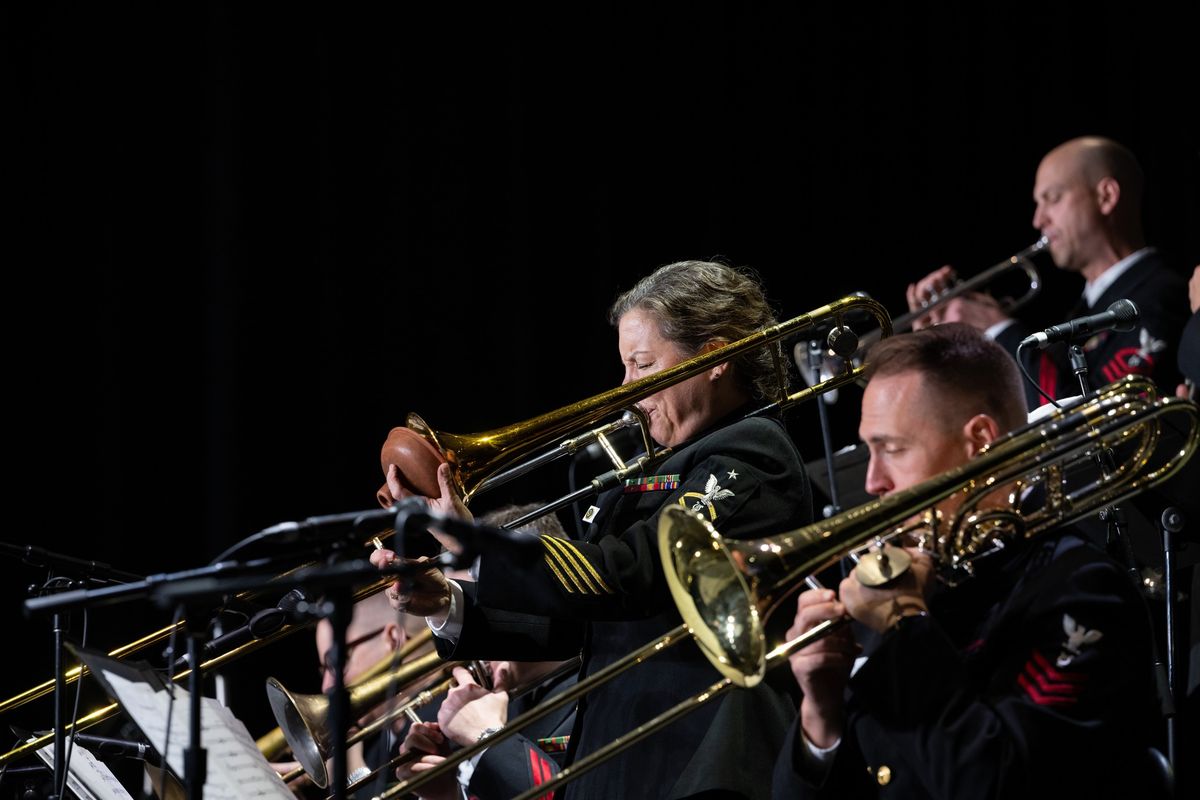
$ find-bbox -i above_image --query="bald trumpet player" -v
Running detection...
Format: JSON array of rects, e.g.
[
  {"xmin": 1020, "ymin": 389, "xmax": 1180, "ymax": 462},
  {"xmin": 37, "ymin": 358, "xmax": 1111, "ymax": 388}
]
[{"xmin": 906, "ymin": 135, "xmax": 1189, "ymax": 411}]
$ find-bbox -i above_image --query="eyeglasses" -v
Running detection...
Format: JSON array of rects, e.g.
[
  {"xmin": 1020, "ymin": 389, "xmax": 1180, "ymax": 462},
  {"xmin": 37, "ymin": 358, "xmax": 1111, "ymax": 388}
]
[{"xmin": 317, "ymin": 626, "xmax": 386, "ymax": 679}]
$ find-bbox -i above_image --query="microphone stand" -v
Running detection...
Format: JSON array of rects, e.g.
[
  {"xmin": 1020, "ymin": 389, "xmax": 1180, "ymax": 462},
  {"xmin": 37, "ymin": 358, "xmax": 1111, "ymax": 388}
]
[
  {"xmin": 180, "ymin": 604, "xmax": 209, "ymax": 800},
  {"xmin": 51, "ymin": 606, "xmax": 66, "ymax": 799},
  {"xmin": 1, "ymin": 543, "xmax": 141, "ymax": 800},
  {"xmin": 1068, "ymin": 345, "xmax": 1176, "ymax": 770},
  {"xmin": 808, "ymin": 338, "xmax": 842, "ymax": 519},
  {"xmin": 1158, "ymin": 506, "xmax": 1184, "ymax": 772},
  {"xmin": 323, "ymin": 585, "xmax": 353, "ymax": 800},
  {"xmin": 1067, "ymin": 345, "xmax": 1140, "ymax": 581}
]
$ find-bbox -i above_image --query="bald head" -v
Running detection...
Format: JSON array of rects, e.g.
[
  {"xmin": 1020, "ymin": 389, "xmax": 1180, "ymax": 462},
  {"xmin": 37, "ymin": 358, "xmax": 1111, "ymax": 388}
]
[
  {"xmin": 1032, "ymin": 136, "xmax": 1146, "ymax": 278},
  {"xmin": 1047, "ymin": 137, "xmax": 1144, "ymax": 233}
]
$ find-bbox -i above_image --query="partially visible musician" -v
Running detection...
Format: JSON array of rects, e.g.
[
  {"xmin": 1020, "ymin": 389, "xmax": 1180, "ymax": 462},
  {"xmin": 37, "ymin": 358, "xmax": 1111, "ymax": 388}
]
[
  {"xmin": 773, "ymin": 324, "xmax": 1165, "ymax": 799},
  {"xmin": 272, "ymin": 591, "xmax": 425, "ymax": 798},
  {"xmin": 373, "ymin": 260, "xmax": 815, "ymax": 800},
  {"xmin": 395, "ymin": 658, "xmax": 578, "ymax": 800},
  {"xmin": 390, "ymin": 503, "xmax": 579, "ymax": 800},
  {"xmin": 1175, "ymin": 265, "xmax": 1199, "ymax": 400},
  {"xmin": 908, "ymin": 136, "xmax": 1188, "ymax": 411}
]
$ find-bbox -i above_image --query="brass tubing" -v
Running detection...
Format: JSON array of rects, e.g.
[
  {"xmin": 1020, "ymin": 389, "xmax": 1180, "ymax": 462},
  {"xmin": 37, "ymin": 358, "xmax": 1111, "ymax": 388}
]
[
  {"xmin": 408, "ymin": 295, "xmax": 893, "ymax": 502},
  {"xmin": 369, "ymin": 626, "xmax": 691, "ymax": 800},
  {"xmin": 1, "ymin": 561, "xmax": 331, "ymax": 716},
  {"xmin": 0, "ymin": 577, "xmax": 393, "ymax": 766},
  {"xmin": 507, "ymin": 623, "xmax": 843, "ymax": 800},
  {"xmin": 256, "ymin": 628, "xmax": 435, "ymax": 761}
]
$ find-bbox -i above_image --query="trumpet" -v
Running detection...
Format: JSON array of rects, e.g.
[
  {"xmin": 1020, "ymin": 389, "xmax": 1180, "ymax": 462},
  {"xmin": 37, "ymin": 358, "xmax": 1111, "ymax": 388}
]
[
  {"xmin": 0, "ymin": 576, "xmax": 396, "ymax": 767},
  {"xmin": 378, "ymin": 376, "xmax": 1198, "ymax": 800},
  {"xmin": 851, "ymin": 236, "xmax": 1047, "ymax": 354}
]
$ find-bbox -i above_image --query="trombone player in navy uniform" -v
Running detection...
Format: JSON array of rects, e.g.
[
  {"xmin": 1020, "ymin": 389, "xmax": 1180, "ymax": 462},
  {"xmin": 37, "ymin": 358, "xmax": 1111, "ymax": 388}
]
[
  {"xmin": 773, "ymin": 324, "xmax": 1166, "ymax": 799},
  {"xmin": 372, "ymin": 260, "xmax": 814, "ymax": 800}
]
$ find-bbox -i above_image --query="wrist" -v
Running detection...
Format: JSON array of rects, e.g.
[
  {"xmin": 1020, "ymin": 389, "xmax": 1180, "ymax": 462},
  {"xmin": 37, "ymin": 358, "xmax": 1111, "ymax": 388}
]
[{"xmin": 476, "ymin": 726, "xmax": 501, "ymax": 742}]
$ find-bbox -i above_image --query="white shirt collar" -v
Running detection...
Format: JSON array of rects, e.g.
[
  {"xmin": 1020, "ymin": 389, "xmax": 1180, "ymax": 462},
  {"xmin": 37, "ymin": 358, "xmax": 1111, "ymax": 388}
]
[{"xmin": 1082, "ymin": 247, "xmax": 1153, "ymax": 308}]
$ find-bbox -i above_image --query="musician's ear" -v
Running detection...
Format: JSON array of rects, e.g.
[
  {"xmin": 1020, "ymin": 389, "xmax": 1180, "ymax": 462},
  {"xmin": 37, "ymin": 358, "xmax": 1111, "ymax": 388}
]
[{"xmin": 962, "ymin": 414, "xmax": 1001, "ymax": 458}]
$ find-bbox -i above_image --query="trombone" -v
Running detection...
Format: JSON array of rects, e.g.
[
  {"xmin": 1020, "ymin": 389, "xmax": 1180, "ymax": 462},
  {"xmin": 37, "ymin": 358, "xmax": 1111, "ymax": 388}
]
[
  {"xmin": 340, "ymin": 656, "xmax": 582, "ymax": 800},
  {"xmin": 0, "ymin": 294, "xmax": 890, "ymax": 769},
  {"xmin": 255, "ymin": 627, "xmax": 436, "ymax": 762},
  {"xmin": 266, "ymin": 648, "xmax": 463, "ymax": 788},
  {"xmin": 375, "ymin": 376, "xmax": 1198, "ymax": 800},
  {"xmin": 392, "ymin": 294, "xmax": 894, "ymax": 505}
]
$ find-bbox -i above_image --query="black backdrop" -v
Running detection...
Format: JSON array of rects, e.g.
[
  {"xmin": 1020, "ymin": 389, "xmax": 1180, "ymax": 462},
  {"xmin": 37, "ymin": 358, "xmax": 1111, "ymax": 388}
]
[{"xmin": 8, "ymin": 1, "xmax": 1198, "ymax": 758}]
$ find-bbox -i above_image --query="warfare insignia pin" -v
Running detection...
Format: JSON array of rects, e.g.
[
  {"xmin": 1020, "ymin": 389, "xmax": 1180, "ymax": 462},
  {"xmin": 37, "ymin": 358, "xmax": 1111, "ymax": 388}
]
[
  {"xmin": 679, "ymin": 473, "xmax": 736, "ymax": 521},
  {"xmin": 1057, "ymin": 613, "xmax": 1102, "ymax": 667}
]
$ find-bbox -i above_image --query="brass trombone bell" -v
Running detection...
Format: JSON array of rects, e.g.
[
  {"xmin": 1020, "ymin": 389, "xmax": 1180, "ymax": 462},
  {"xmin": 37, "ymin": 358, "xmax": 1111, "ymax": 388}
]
[
  {"xmin": 265, "ymin": 648, "xmax": 448, "ymax": 789},
  {"xmin": 383, "ymin": 294, "xmax": 894, "ymax": 504},
  {"xmin": 255, "ymin": 627, "xmax": 435, "ymax": 761},
  {"xmin": 375, "ymin": 426, "xmax": 447, "ymax": 507}
]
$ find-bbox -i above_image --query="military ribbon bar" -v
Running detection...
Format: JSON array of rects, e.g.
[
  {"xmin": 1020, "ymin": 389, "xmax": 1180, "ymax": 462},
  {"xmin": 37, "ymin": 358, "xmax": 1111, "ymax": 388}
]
[{"xmin": 623, "ymin": 474, "xmax": 681, "ymax": 493}]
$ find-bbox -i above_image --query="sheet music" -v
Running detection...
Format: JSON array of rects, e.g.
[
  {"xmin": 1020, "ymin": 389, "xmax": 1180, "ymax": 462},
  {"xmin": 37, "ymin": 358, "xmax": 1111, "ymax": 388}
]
[
  {"xmin": 102, "ymin": 671, "xmax": 294, "ymax": 799},
  {"xmin": 35, "ymin": 741, "xmax": 133, "ymax": 800}
]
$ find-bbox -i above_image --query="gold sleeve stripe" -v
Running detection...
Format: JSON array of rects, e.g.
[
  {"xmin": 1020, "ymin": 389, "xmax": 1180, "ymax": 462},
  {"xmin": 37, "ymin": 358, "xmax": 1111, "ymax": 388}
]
[
  {"xmin": 540, "ymin": 537, "xmax": 597, "ymax": 594},
  {"xmin": 543, "ymin": 553, "xmax": 578, "ymax": 594},
  {"xmin": 540, "ymin": 537, "xmax": 590, "ymax": 594},
  {"xmin": 542, "ymin": 536, "xmax": 614, "ymax": 595}
]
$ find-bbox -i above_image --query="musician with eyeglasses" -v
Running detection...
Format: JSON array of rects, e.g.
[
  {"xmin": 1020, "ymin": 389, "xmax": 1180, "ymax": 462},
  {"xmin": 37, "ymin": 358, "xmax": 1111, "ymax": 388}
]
[
  {"xmin": 773, "ymin": 324, "xmax": 1166, "ymax": 799},
  {"xmin": 371, "ymin": 259, "xmax": 815, "ymax": 800},
  {"xmin": 272, "ymin": 591, "xmax": 425, "ymax": 798}
]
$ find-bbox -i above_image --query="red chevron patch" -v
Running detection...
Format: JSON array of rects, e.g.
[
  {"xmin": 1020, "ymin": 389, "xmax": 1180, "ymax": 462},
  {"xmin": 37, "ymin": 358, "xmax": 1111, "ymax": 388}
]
[
  {"xmin": 1018, "ymin": 649, "xmax": 1086, "ymax": 706},
  {"xmin": 528, "ymin": 749, "xmax": 554, "ymax": 800}
]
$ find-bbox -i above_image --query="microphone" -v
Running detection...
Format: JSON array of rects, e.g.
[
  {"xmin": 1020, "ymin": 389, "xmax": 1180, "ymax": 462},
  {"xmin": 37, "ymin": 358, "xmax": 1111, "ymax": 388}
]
[
  {"xmin": 257, "ymin": 507, "xmax": 400, "ymax": 540},
  {"xmin": 391, "ymin": 499, "xmax": 543, "ymax": 566},
  {"xmin": 72, "ymin": 733, "xmax": 154, "ymax": 763},
  {"xmin": 1019, "ymin": 299, "xmax": 1139, "ymax": 349},
  {"xmin": 170, "ymin": 588, "xmax": 315, "ymax": 668}
]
